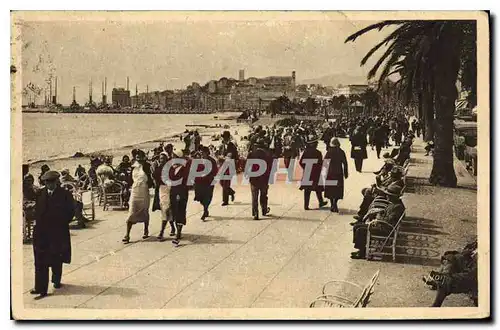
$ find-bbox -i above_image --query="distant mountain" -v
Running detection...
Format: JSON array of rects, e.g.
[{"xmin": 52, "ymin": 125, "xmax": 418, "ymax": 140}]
[{"xmin": 299, "ymin": 73, "xmax": 368, "ymax": 87}]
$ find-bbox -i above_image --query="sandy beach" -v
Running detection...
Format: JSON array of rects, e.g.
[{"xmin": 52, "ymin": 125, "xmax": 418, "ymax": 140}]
[{"xmin": 25, "ymin": 114, "xmax": 257, "ymax": 179}]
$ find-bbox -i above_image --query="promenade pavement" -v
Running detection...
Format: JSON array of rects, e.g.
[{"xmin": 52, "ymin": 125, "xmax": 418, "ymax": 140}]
[{"xmin": 22, "ymin": 138, "xmax": 477, "ymax": 309}]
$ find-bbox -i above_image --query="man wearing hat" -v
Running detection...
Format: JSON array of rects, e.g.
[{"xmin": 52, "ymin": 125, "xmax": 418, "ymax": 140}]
[
  {"xmin": 350, "ymin": 194, "xmax": 406, "ymax": 259},
  {"xmin": 31, "ymin": 171, "xmax": 75, "ymax": 299},
  {"xmin": 373, "ymin": 158, "xmax": 396, "ymax": 181},
  {"xmin": 299, "ymin": 134, "xmax": 328, "ymax": 210},
  {"xmin": 219, "ymin": 130, "xmax": 238, "ymax": 206},
  {"xmin": 352, "ymin": 166, "xmax": 404, "ymax": 224},
  {"xmin": 373, "ymin": 121, "xmax": 386, "ymax": 159},
  {"xmin": 350, "ymin": 125, "xmax": 368, "ymax": 173},
  {"xmin": 246, "ymin": 138, "xmax": 273, "ymax": 220}
]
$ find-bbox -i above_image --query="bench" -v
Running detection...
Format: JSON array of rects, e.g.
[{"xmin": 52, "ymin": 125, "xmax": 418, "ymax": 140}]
[
  {"xmin": 309, "ymin": 270, "xmax": 380, "ymax": 308},
  {"xmin": 365, "ymin": 210, "xmax": 406, "ymax": 262}
]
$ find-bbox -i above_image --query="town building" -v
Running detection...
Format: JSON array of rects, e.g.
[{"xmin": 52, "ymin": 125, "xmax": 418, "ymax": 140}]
[
  {"xmin": 112, "ymin": 88, "xmax": 131, "ymax": 107},
  {"xmin": 333, "ymin": 84, "xmax": 369, "ymax": 97},
  {"xmin": 124, "ymin": 70, "xmax": 297, "ymax": 113}
]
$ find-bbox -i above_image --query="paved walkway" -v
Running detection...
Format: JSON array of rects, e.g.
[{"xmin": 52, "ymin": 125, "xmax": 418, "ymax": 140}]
[{"xmin": 22, "ymin": 138, "xmax": 477, "ymax": 309}]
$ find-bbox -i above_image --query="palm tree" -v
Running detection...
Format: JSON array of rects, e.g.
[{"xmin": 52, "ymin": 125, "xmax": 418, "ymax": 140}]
[
  {"xmin": 361, "ymin": 88, "xmax": 380, "ymax": 116},
  {"xmin": 346, "ymin": 20, "xmax": 476, "ymax": 187}
]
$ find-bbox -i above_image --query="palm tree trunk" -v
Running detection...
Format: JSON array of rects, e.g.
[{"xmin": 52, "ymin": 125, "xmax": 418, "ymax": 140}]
[
  {"xmin": 422, "ymin": 84, "xmax": 435, "ymax": 142},
  {"xmin": 429, "ymin": 25, "xmax": 461, "ymax": 187}
]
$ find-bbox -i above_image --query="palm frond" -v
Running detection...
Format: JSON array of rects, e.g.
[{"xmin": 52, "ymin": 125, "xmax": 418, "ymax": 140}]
[{"xmin": 345, "ymin": 20, "xmax": 406, "ymax": 43}]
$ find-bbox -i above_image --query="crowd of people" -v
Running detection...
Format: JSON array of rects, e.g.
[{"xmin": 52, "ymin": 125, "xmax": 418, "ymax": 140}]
[
  {"xmin": 24, "ymin": 113, "xmax": 417, "ymax": 245},
  {"xmin": 23, "ymin": 112, "xmax": 476, "ymax": 306}
]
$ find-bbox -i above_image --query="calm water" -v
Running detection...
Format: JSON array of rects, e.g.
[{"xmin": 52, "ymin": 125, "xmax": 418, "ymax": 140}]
[{"xmin": 22, "ymin": 113, "xmax": 223, "ymax": 163}]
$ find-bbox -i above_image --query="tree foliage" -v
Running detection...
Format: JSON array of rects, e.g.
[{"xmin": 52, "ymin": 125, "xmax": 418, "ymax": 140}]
[{"xmin": 346, "ymin": 20, "xmax": 477, "ymax": 187}]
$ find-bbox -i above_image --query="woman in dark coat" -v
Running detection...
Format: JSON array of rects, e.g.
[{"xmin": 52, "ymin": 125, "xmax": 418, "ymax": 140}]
[
  {"xmin": 299, "ymin": 135, "xmax": 327, "ymax": 210},
  {"xmin": 350, "ymin": 126, "xmax": 368, "ymax": 172},
  {"xmin": 169, "ymin": 153, "xmax": 193, "ymax": 246},
  {"xmin": 323, "ymin": 138, "xmax": 348, "ymax": 212}
]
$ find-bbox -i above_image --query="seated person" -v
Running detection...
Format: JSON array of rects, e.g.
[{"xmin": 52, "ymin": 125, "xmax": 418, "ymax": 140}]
[
  {"xmin": 353, "ymin": 166, "xmax": 404, "ymax": 223},
  {"xmin": 74, "ymin": 165, "xmax": 90, "ymax": 189},
  {"xmin": 425, "ymin": 141, "xmax": 435, "ymax": 156},
  {"xmin": 60, "ymin": 178, "xmax": 89, "ymax": 228},
  {"xmin": 395, "ymin": 139, "xmax": 412, "ymax": 166},
  {"xmin": 75, "ymin": 164, "xmax": 86, "ymax": 180},
  {"xmin": 38, "ymin": 164, "xmax": 50, "ymax": 186},
  {"xmin": 405, "ymin": 130, "xmax": 416, "ymax": 141},
  {"xmin": 115, "ymin": 155, "xmax": 133, "ymax": 186},
  {"xmin": 374, "ymin": 158, "xmax": 396, "ymax": 176},
  {"xmin": 351, "ymin": 191, "xmax": 406, "ymax": 259},
  {"xmin": 96, "ymin": 157, "xmax": 116, "ymax": 188},
  {"xmin": 23, "ymin": 174, "xmax": 39, "ymax": 238},
  {"xmin": 423, "ymin": 240, "xmax": 478, "ymax": 307},
  {"xmin": 23, "ymin": 164, "xmax": 34, "ymax": 185},
  {"xmin": 60, "ymin": 169, "xmax": 77, "ymax": 183}
]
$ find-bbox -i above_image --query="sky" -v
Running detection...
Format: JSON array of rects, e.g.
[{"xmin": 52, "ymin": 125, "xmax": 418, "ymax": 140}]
[{"xmin": 17, "ymin": 13, "xmax": 391, "ymax": 105}]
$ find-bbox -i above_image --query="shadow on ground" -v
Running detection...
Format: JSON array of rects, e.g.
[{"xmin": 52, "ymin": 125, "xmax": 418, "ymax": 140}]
[{"xmin": 50, "ymin": 283, "xmax": 139, "ymax": 297}]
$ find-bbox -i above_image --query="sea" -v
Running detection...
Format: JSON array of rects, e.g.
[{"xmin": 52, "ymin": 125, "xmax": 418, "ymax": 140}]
[{"xmin": 22, "ymin": 112, "xmax": 234, "ymax": 163}]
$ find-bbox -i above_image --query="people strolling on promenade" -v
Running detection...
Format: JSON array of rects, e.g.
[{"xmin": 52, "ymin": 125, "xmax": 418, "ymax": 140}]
[
  {"xmin": 246, "ymin": 138, "xmax": 273, "ymax": 220},
  {"xmin": 194, "ymin": 146, "xmax": 218, "ymax": 221},
  {"xmin": 218, "ymin": 131, "xmax": 238, "ymax": 206},
  {"xmin": 299, "ymin": 134, "xmax": 328, "ymax": 210},
  {"xmin": 323, "ymin": 138, "xmax": 348, "ymax": 213},
  {"xmin": 152, "ymin": 152, "xmax": 174, "ymax": 241},
  {"xmin": 123, "ymin": 149, "xmax": 154, "ymax": 244}
]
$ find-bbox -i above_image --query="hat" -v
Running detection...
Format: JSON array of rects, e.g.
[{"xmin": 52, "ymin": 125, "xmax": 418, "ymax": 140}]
[
  {"xmin": 329, "ymin": 137, "xmax": 340, "ymax": 147},
  {"xmin": 61, "ymin": 169, "xmax": 69, "ymax": 176},
  {"xmin": 222, "ymin": 131, "xmax": 231, "ymax": 139},
  {"xmin": 306, "ymin": 134, "xmax": 319, "ymax": 144},
  {"xmin": 391, "ymin": 166, "xmax": 404, "ymax": 177},
  {"xmin": 254, "ymin": 138, "xmax": 268, "ymax": 149},
  {"xmin": 41, "ymin": 170, "xmax": 60, "ymax": 182}
]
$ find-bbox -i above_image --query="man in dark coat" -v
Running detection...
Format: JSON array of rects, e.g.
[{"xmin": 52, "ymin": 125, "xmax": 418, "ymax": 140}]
[
  {"xmin": 373, "ymin": 123, "xmax": 386, "ymax": 159},
  {"xmin": 219, "ymin": 131, "xmax": 238, "ymax": 206},
  {"xmin": 246, "ymin": 139, "xmax": 273, "ymax": 220},
  {"xmin": 299, "ymin": 135, "xmax": 328, "ymax": 210},
  {"xmin": 194, "ymin": 146, "xmax": 218, "ymax": 221},
  {"xmin": 282, "ymin": 127, "xmax": 299, "ymax": 169},
  {"xmin": 31, "ymin": 171, "xmax": 75, "ymax": 299},
  {"xmin": 350, "ymin": 126, "xmax": 368, "ymax": 172}
]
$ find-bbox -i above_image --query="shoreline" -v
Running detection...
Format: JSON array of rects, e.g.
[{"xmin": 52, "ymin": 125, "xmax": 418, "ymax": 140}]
[
  {"xmin": 27, "ymin": 129, "xmax": 189, "ymax": 166},
  {"xmin": 26, "ymin": 120, "xmax": 253, "ymax": 176}
]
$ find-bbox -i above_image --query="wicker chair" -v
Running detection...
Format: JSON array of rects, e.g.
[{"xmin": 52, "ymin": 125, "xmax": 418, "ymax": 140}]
[
  {"xmin": 61, "ymin": 182, "xmax": 96, "ymax": 221},
  {"xmin": 365, "ymin": 211, "xmax": 406, "ymax": 262},
  {"xmin": 101, "ymin": 181, "xmax": 125, "ymax": 211},
  {"xmin": 310, "ymin": 270, "xmax": 380, "ymax": 308}
]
